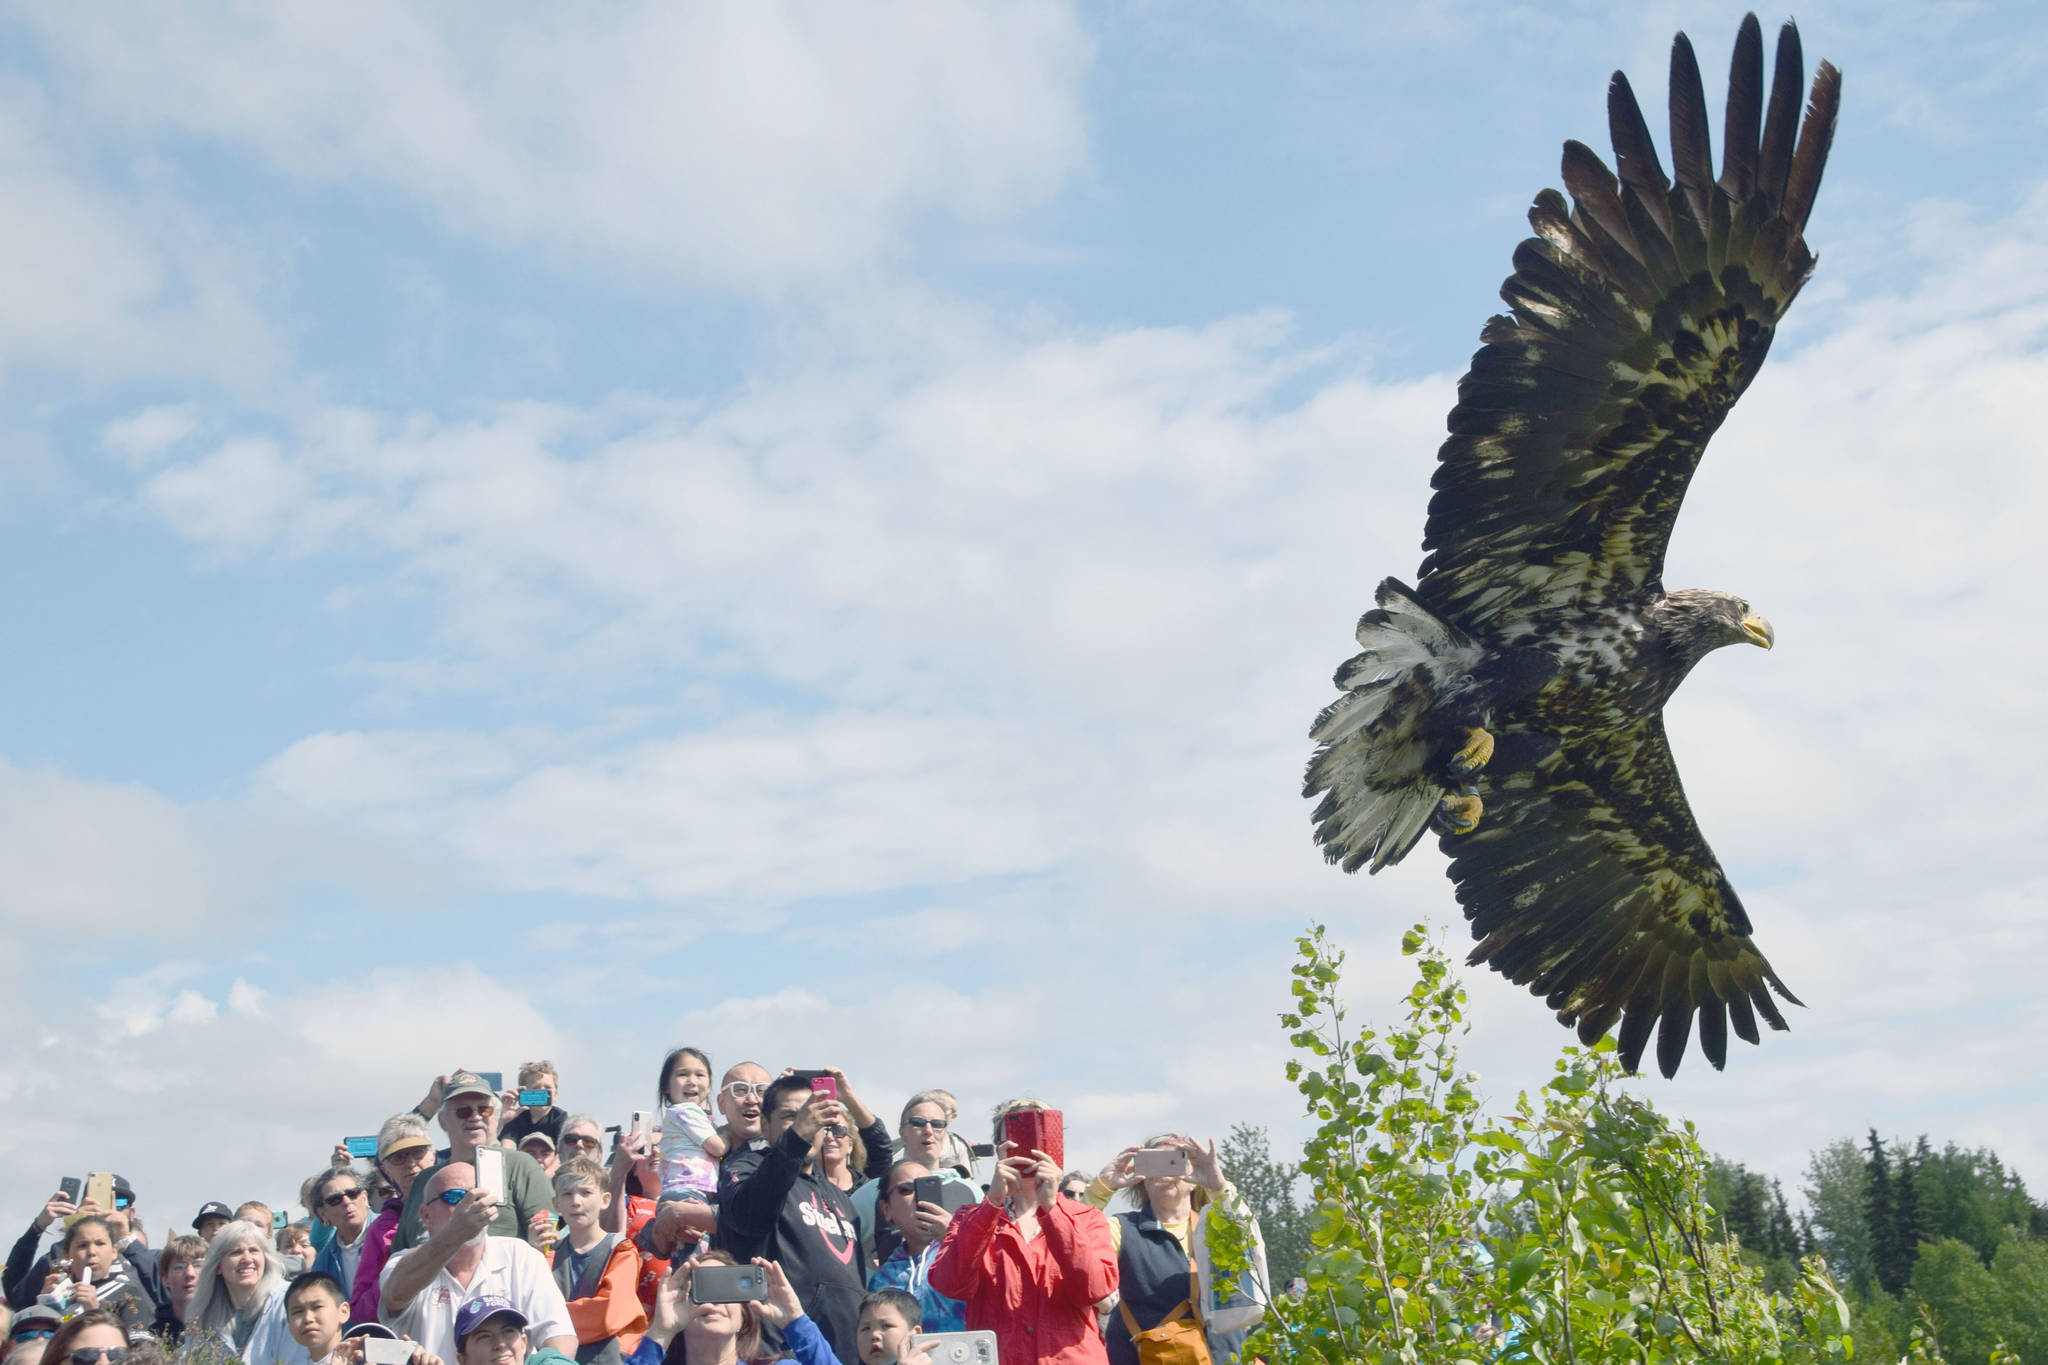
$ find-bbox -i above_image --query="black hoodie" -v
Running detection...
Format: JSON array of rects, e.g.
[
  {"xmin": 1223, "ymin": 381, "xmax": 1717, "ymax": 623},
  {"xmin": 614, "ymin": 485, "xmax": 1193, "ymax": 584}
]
[{"xmin": 713, "ymin": 1117, "xmax": 891, "ymax": 1363}]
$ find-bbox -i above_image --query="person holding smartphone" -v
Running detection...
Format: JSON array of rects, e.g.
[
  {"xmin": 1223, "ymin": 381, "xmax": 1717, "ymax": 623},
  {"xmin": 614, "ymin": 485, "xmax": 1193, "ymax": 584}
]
[
  {"xmin": 865, "ymin": 1164, "xmax": 965, "ymax": 1334},
  {"xmin": 393, "ymin": 1073, "xmax": 555, "ymax": 1254},
  {"xmin": 713, "ymin": 1070, "xmax": 889, "ymax": 1364},
  {"xmin": 379, "ymin": 1165, "xmax": 574, "ymax": 1365},
  {"xmin": 927, "ymin": 1099, "xmax": 1117, "ymax": 1365},
  {"xmin": 1086, "ymin": 1135, "xmax": 1266, "ymax": 1365},
  {"xmin": 501, "ymin": 1064, "xmax": 568, "ymax": 1150}
]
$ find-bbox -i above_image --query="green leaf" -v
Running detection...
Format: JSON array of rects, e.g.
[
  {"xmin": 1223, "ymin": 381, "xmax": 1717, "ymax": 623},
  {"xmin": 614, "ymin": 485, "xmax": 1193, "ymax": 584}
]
[{"xmin": 1507, "ymin": 1247, "xmax": 1545, "ymax": 1294}]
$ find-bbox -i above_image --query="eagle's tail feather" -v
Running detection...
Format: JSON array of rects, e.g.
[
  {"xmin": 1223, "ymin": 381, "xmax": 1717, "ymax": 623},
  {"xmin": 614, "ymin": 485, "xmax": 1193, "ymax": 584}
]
[{"xmin": 1306, "ymin": 579, "xmax": 1480, "ymax": 874}]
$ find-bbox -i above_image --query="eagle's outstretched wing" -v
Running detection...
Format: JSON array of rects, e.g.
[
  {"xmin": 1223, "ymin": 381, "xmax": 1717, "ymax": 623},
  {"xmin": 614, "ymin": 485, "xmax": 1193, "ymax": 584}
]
[
  {"xmin": 1415, "ymin": 17, "xmax": 1839, "ymax": 635},
  {"xmin": 1445, "ymin": 719, "xmax": 1799, "ymax": 1077}
]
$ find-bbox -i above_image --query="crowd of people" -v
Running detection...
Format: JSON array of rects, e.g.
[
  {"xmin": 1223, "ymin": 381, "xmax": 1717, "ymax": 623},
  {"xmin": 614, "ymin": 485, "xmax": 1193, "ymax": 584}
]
[{"xmin": 4, "ymin": 1056, "xmax": 1269, "ymax": 1365}]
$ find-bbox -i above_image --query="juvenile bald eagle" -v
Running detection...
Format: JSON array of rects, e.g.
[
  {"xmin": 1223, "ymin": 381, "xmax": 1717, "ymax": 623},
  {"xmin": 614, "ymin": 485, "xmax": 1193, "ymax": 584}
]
[{"xmin": 1305, "ymin": 16, "xmax": 1840, "ymax": 1077}]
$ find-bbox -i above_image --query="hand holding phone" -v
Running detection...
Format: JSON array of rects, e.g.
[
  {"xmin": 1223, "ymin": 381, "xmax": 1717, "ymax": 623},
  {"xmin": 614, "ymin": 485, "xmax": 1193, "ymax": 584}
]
[
  {"xmin": 1001, "ymin": 1108, "xmax": 1064, "ymax": 1170},
  {"xmin": 82, "ymin": 1172, "xmax": 115, "ymax": 1216}
]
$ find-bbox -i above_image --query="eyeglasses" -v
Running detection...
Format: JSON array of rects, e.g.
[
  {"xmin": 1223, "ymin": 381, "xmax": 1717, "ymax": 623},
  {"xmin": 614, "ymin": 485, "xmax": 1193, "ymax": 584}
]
[
  {"xmin": 902, "ymin": 1117, "xmax": 948, "ymax": 1131},
  {"xmin": 321, "ymin": 1188, "xmax": 366, "ymax": 1208},
  {"xmin": 560, "ymin": 1134, "xmax": 600, "ymax": 1149},
  {"xmin": 721, "ymin": 1082, "xmax": 768, "ymax": 1101},
  {"xmin": 433, "ymin": 1189, "xmax": 472, "ymax": 1206},
  {"xmin": 69, "ymin": 1350, "xmax": 132, "ymax": 1365},
  {"xmin": 451, "ymin": 1103, "xmax": 495, "ymax": 1119}
]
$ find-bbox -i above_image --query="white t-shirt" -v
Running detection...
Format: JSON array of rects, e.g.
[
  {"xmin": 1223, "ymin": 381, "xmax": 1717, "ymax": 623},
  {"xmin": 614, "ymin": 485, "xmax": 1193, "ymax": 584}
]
[{"xmin": 380, "ymin": 1235, "xmax": 572, "ymax": 1363}]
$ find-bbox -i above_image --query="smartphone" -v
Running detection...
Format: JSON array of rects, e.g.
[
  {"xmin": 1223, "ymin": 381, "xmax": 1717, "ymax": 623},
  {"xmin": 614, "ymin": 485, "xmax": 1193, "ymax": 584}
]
[
  {"xmin": 474, "ymin": 1145, "xmax": 506, "ymax": 1203},
  {"xmin": 82, "ymin": 1172, "xmax": 115, "ymax": 1214},
  {"xmin": 344, "ymin": 1136, "xmax": 380, "ymax": 1159},
  {"xmin": 1002, "ymin": 1109, "xmax": 1064, "ymax": 1169},
  {"xmin": 271, "ymin": 1209, "xmax": 288, "ymax": 1230},
  {"xmin": 912, "ymin": 1332, "xmax": 998, "ymax": 1365},
  {"xmin": 1133, "ymin": 1147, "xmax": 1190, "ymax": 1179},
  {"xmin": 809, "ymin": 1076, "xmax": 838, "ymax": 1101},
  {"xmin": 517, "ymin": 1088, "xmax": 551, "ymax": 1107},
  {"xmin": 476, "ymin": 1071, "xmax": 504, "ymax": 1094},
  {"xmin": 361, "ymin": 1338, "xmax": 414, "ymax": 1365},
  {"xmin": 631, "ymin": 1110, "xmax": 654, "ymax": 1146},
  {"xmin": 688, "ymin": 1262, "xmax": 766, "ymax": 1304},
  {"xmin": 968, "ymin": 1143, "xmax": 996, "ymax": 1160},
  {"xmin": 58, "ymin": 1176, "xmax": 82, "ymax": 1203},
  {"xmin": 913, "ymin": 1175, "xmax": 945, "ymax": 1208}
]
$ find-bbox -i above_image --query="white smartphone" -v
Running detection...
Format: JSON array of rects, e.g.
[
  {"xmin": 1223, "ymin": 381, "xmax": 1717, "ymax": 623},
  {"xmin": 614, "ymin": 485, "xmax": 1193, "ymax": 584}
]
[
  {"xmin": 474, "ymin": 1144, "xmax": 506, "ymax": 1203},
  {"xmin": 362, "ymin": 1338, "xmax": 414, "ymax": 1365},
  {"xmin": 632, "ymin": 1110, "xmax": 654, "ymax": 1146},
  {"xmin": 912, "ymin": 1332, "xmax": 998, "ymax": 1365},
  {"xmin": 1132, "ymin": 1147, "xmax": 1190, "ymax": 1179}
]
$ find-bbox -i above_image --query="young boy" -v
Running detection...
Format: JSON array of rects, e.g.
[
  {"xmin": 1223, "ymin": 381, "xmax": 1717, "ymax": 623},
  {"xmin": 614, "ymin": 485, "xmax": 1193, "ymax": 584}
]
[
  {"xmin": 854, "ymin": 1289, "xmax": 921, "ymax": 1365},
  {"xmin": 503, "ymin": 1061, "xmax": 568, "ymax": 1146},
  {"xmin": 550, "ymin": 1159, "xmax": 646, "ymax": 1364},
  {"xmin": 283, "ymin": 1272, "xmax": 352, "ymax": 1365}
]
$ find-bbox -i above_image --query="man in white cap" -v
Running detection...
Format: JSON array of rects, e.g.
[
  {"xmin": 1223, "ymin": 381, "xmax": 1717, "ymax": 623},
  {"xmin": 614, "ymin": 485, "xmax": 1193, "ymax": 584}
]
[
  {"xmin": 381, "ymin": 1164, "xmax": 573, "ymax": 1365},
  {"xmin": 393, "ymin": 1071, "xmax": 555, "ymax": 1252}
]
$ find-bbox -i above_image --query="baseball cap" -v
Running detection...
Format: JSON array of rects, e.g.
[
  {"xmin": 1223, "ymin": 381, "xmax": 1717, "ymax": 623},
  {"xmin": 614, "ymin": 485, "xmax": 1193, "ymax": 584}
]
[
  {"xmin": 343, "ymin": 1322, "xmax": 399, "ymax": 1341},
  {"xmin": 454, "ymin": 1296, "xmax": 529, "ymax": 1350},
  {"xmin": 192, "ymin": 1201, "xmax": 234, "ymax": 1229},
  {"xmin": 111, "ymin": 1175, "xmax": 136, "ymax": 1207},
  {"xmin": 516, "ymin": 1131, "xmax": 556, "ymax": 1152},
  {"xmin": 442, "ymin": 1071, "xmax": 497, "ymax": 1104},
  {"xmin": 10, "ymin": 1306, "xmax": 62, "ymax": 1340}
]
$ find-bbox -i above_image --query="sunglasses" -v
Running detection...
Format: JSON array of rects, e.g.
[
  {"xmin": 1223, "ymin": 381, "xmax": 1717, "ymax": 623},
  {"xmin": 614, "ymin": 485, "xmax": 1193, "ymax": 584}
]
[
  {"xmin": 889, "ymin": 1182, "xmax": 919, "ymax": 1198},
  {"xmin": 70, "ymin": 1351, "xmax": 131, "ymax": 1365},
  {"xmin": 321, "ymin": 1188, "xmax": 366, "ymax": 1208},
  {"xmin": 560, "ymin": 1134, "xmax": 600, "ymax": 1149},
  {"xmin": 12, "ymin": 1331, "xmax": 56, "ymax": 1343},
  {"xmin": 902, "ymin": 1117, "xmax": 949, "ymax": 1131},
  {"xmin": 822, "ymin": 1124, "xmax": 850, "ymax": 1139},
  {"xmin": 433, "ymin": 1189, "xmax": 472, "ymax": 1206},
  {"xmin": 451, "ymin": 1103, "xmax": 495, "ymax": 1119},
  {"xmin": 721, "ymin": 1082, "xmax": 768, "ymax": 1101}
]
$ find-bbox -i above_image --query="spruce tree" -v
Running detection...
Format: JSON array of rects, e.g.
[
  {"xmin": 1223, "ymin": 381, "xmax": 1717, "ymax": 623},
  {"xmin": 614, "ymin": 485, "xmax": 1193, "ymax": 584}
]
[{"xmin": 1865, "ymin": 1128, "xmax": 1907, "ymax": 1294}]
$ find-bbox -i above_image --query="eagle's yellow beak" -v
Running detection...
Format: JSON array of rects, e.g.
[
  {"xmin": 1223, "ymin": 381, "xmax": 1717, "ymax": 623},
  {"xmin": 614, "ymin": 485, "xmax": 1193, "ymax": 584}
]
[{"xmin": 1741, "ymin": 611, "xmax": 1774, "ymax": 650}]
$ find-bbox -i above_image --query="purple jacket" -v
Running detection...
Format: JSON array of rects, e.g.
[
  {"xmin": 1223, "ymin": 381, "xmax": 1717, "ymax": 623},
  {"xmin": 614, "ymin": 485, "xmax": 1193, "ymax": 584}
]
[{"xmin": 350, "ymin": 1198, "xmax": 403, "ymax": 1323}]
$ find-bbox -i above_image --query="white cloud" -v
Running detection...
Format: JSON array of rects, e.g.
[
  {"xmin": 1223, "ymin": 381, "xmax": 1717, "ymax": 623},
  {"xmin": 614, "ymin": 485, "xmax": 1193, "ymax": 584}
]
[
  {"xmin": 0, "ymin": 94, "xmax": 277, "ymax": 386},
  {"xmin": 102, "ymin": 405, "xmax": 203, "ymax": 466},
  {"xmin": 16, "ymin": 2, "xmax": 1092, "ymax": 289}
]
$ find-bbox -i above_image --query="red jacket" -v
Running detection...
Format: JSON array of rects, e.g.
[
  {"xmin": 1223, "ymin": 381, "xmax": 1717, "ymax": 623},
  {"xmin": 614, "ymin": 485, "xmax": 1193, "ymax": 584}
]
[{"xmin": 929, "ymin": 1198, "xmax": 1117, "ymax": 1365}]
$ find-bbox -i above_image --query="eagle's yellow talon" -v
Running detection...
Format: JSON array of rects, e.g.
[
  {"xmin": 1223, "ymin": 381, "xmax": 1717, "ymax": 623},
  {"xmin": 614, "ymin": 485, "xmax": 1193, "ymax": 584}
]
[
  {"xmin": 1438, "ymin": 792, "xmax": 1483, "ymax": 834},
  {"xmin": 1449, "ymin": 726, "xmax": 1495, "ymax": 778}
]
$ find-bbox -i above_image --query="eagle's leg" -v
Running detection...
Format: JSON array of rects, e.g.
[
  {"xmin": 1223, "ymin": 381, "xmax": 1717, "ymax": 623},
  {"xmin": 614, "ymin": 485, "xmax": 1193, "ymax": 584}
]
[
  {"xmin": 1447, "ymin": 725, "xmax": 1494, "ymax": 779},
  {"xmin": 1436, "ymin": 788, "xmax": 1483, "ymax": 835}
]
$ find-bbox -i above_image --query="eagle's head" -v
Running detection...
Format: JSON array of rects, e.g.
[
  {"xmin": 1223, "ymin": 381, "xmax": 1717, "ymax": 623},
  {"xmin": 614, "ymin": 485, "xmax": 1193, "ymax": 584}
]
[{"xmin": 1654, "ymin": 589, "xmax": 1774, "ymax": 667}]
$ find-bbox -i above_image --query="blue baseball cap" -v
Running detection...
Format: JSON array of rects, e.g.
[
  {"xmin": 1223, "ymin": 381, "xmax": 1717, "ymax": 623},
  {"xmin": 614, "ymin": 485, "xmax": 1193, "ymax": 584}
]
[{"xmin": 454, "ymin": 1296, "xmax": 529, "ymax": 1351}]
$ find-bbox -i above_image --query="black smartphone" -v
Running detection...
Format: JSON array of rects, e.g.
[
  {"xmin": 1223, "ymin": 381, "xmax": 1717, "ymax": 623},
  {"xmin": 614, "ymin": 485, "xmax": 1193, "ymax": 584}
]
[
  {"xmin": 59, "ymin": 1176, "xmax": 82, "ymax": 1203},
  {"xmin": 968, "ymin": 1143, "xmax": 996, "ymax": 1159},
  {"xmin": 787, "ymin": 1069, "xmax": 829, "ymax": 1085},
  {"xmin": 913, "ymin": 1175, "xmax": 945, "ymax": 1208},
  {"xmin": 689, "ymin": 1263, "xmax": 766, "ymax": 1304},
  {"xmin": 517, "ymin": 1088, "xmax": 551, "ymax": 1107}
]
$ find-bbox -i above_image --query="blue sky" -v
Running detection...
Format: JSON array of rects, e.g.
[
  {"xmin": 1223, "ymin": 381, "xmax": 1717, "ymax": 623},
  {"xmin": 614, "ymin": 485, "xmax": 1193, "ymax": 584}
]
[{"xmin": 2, "ymin": 0, "xmax": 2045, "ymax": 1233}]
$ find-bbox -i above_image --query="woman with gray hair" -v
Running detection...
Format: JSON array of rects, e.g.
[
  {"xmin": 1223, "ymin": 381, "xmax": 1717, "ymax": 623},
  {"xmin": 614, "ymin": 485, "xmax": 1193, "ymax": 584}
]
[
  {"xmin": 348, "ymin": 1111, "xmax": 438, "ymax": 1323},
  {"xmin": 180, "ymin": 1220, "xmax": 307, "ymax": 1365}
]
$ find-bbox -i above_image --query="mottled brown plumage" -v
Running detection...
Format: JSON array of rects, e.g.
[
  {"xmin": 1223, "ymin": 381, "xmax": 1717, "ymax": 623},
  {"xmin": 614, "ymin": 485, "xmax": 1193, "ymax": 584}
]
[{"xmin": 1305, "ymin": 16, "xmax": 1840, "ymax": 1076}]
